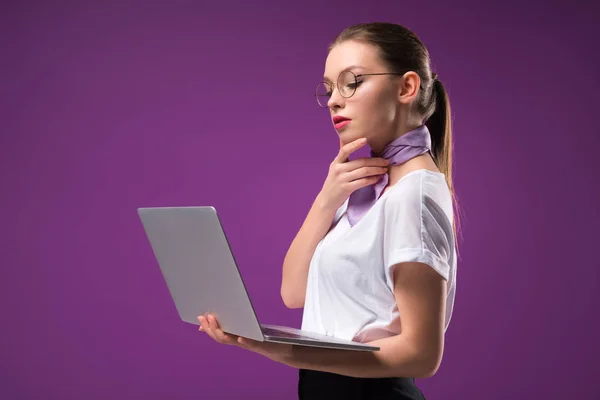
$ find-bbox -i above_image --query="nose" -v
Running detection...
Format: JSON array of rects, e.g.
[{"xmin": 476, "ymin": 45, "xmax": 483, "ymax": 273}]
[{"xmin": 327, "ymin": 85, "xmax": 344, "ymax": 110}]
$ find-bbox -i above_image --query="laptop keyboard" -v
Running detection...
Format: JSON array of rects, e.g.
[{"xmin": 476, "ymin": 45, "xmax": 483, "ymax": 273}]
[{"xmin": 261, "ymin": 327, "xmax": 314, "ymax": 340}]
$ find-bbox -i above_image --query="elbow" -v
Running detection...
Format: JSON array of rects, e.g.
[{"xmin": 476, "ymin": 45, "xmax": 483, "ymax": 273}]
[
  {"xmin": 280, "ymin": 287, "xmax": 305, "ymax": 309},
  {"xmin": 417, "ymin": 360, "xmax": 440, "ymax": 379},
  {"xmin": 402, "ymin": 338, "xmax": 443, "ymax": 379},
  {"xmin": 282, "ymin": 297, "xmax": 304, "ymax": 309},
  {"xmin": 413, "ymin": 350, "xmax": 443, "ymax": 379}
]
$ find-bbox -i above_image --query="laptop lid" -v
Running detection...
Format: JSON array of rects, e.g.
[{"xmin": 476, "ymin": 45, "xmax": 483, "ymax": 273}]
[{"xmin": 137, "ymin": 206, "xmax": 265, "ymax": 341}]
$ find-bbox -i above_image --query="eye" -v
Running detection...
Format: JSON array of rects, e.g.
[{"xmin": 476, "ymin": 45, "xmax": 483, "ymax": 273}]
[{"xmin": 347, "ymin": 80, "xmax": 363, "ymax": 90}]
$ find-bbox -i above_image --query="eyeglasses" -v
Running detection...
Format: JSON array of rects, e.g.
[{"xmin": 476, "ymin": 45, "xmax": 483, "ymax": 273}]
[{"xmin": 315, "ymin": 70, "xmax": 408, "ymax": 108}]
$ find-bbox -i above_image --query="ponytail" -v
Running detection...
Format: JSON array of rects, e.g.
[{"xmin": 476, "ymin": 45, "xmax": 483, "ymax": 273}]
[{"xmin": 426, "ymin": 78, "xmax": 461, "ymax": 245}]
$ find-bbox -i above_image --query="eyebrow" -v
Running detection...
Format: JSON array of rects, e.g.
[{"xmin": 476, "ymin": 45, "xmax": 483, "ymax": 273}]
[{"xmin": 323, "ymin": 65, "xmax": 365, "ymax": 83}]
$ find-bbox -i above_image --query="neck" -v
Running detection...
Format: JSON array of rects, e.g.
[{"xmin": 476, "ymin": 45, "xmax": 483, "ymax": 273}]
[{"xmin": 370, "ymin": 119, "xmax": 423, "ymax": 155}]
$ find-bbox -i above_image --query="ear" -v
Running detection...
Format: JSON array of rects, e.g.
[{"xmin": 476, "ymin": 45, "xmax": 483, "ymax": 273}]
[{"xmin": 397, "ymin": 71, "xmax": 421, "ymax": 105}]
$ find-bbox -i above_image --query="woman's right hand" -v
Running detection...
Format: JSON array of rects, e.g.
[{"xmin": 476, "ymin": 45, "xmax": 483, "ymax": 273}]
[{"xmin": 317, "ymin": 137, "xmax": 390, "ymax": 212}]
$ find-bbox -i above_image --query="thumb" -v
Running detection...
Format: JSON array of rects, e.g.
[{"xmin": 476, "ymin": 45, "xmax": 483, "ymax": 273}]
[{"xmin": 237, "ymin": 337, "xmax": 258, "ymax": 351}]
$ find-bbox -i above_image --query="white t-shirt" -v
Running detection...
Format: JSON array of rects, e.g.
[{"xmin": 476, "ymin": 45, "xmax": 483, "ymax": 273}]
[{"xmin": 300, "ymin": 169, "xmax": 457, "ymax": 343}]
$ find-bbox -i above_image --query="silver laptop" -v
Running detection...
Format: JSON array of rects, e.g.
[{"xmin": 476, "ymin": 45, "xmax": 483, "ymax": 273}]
[{"xmin": 137, "ymin": 206, "xmax": 379, "ymax": 352}]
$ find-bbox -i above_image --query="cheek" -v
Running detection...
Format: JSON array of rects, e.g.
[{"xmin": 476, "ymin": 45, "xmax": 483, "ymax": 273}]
[
  {"xmin": 358, "ymin": 90, "xmax": 398, "ymax": 129},
  {"xmin": 379, "ymin": 98, "xmax": 398, "ymax": 124}
]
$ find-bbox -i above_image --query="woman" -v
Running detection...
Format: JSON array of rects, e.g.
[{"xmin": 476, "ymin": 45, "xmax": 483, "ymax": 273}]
[{"xmin": 198, "ymin": 21, "xmax": 458, "ymax": 399}]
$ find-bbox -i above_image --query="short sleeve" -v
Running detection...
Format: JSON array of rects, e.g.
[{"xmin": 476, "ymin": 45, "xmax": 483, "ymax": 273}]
[{"xmin": 382, "ymin": 174, "xmax": 455, "ymax": 289}]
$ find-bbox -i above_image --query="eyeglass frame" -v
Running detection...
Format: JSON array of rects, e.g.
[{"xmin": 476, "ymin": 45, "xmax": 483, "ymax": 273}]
[{"xmin": 314, "ymin": 70, "xmax": 422, "ymax": 108}]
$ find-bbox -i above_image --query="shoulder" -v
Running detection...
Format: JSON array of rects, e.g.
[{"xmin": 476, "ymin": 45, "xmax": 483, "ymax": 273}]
[
  {"xmin": 383, "ymin": 169, "xmax": 453, "ymax": 219},
  {"xmin": 381, "ymin": 170, "xmax": 456, "ymax": 280}
]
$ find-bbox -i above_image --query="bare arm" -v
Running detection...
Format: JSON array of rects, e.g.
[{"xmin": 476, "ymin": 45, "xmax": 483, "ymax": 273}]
[
  {"xmin": 280, "ymin": 194, "xmax": 338, "ymax": 308},
  {"xmin": 283, "ymin": 261, "xmax": 447, "ymax": 378},
  {"xmin": 199, "ymin": 248, "xmax": 446, "ymax": 378},
  {"xmin": 280, "ymin": 138, "xmax": 390, "ymax": 309}
]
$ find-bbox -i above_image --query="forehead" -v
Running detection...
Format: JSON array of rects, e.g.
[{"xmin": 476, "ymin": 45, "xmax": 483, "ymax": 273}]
[{"xmin": 323, "ymin": 40, "xmax": 384, "ymax": 81}]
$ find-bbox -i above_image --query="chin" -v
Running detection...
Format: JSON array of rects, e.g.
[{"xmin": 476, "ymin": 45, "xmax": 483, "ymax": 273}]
[{"xmin": 338, "ymin": 127, "xmax": 362, "ymax": 144}]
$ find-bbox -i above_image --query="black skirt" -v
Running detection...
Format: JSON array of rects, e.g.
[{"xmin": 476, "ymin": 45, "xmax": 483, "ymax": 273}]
[{"xmin": 298, "ymin": 369, "xmax": 426, "ymax": 400}]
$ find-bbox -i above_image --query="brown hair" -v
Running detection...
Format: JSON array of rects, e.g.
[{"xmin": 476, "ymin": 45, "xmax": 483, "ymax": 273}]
[{"xmin": 329, "ymin": 22, "xmax": 461, "ymax": 243}]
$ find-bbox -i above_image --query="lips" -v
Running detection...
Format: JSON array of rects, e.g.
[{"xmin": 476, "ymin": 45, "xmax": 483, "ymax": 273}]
[
  {"xmin": 332, "ymin": 116, "xmax": 352, "ymax": 130},
  {"xmin": 332, "ymin": 116, "xmax": 351, "ymax": 124}
]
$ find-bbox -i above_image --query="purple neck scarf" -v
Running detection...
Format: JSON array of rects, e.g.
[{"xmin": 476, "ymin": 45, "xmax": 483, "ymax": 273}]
[{"xmin": 346, "ymin": 125, "xmax": 432, "ymax": 227}]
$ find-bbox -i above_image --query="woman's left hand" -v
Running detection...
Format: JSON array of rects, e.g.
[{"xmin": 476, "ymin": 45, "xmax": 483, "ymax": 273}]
[{"xmin": 197, "ymin": 314, "xmax": 294, "ymax": 364}]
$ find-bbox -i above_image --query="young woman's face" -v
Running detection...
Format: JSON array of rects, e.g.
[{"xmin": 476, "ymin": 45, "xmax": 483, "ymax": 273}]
[{"xmin": 322, "ymin": 40, "xmax": 403, "ymax": 147}]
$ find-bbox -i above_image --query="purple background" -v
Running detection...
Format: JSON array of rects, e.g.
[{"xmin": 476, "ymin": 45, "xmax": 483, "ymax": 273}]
[{"xmin": 2, "ymin": 0, "xmax": 599, "ymax": 398}]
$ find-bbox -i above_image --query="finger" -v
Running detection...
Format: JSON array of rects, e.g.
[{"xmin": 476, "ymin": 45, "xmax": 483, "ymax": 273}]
[
  {"xmin": 345, "ymin": 175, "xmax": 383, "ymax": 192},
  {"xmin": 208, "ymin": 314, "xmax": 237, "ymax": 345},
  {"xmin": 197, "ymin": 316, "xmax": 207, "ymax": 332},
  {"xmin": 200, "ymin": 316, "xmax": 216, "ymax": 340},
  {"xmin": 338, "ymin": 139, "xmax": 348, "ymax": 162},
  {"xmin": 334, "ymin": 138, "xmax": 367, "ymax": 163},
  {"xmin": 343, "ymin": 166, "xmax": 389, "ymax": 182},
  {"xmin": 338, "ymin": 157, "xmax": 390, "ymax": 173},
  {"xmin": 339, "ymin": 158, "xmax": 390, "ymax": 173},
  {"xmin": 200, "ymin": 316, "xmax": 218, "ymax": 341},
  {"xmin": 206, "ymin": 314, "xmax": 220, "ymax": 340}
]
